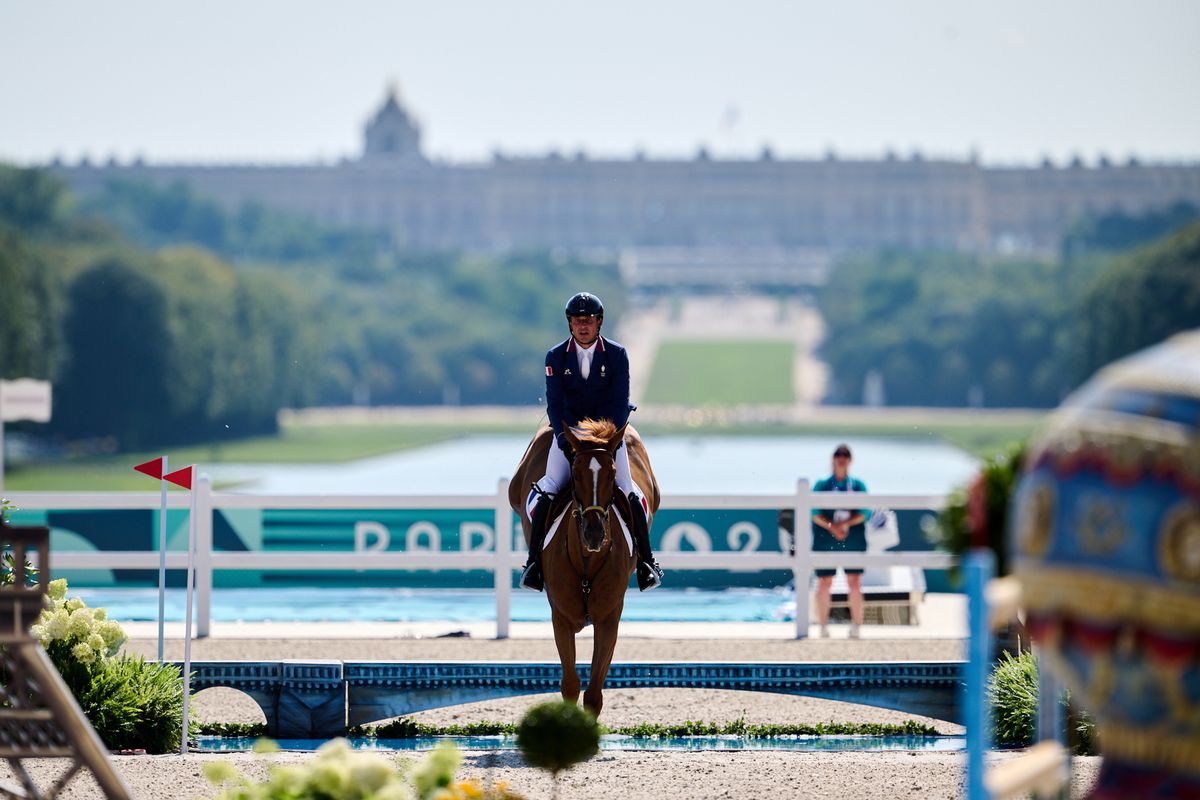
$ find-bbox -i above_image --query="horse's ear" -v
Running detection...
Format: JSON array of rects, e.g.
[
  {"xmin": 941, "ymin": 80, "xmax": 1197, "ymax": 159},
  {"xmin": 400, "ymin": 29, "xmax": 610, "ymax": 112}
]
[
  {"xmin": 564, "ymin": 425, "xmax": 582, "ymax": 451},
  {"xmin": 608, "ymin": 423, "xmax": 628, "ymax": 454}
]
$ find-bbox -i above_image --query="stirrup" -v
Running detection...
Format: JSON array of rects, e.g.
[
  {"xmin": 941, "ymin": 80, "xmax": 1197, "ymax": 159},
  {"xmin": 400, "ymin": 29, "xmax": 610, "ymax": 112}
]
[
  {"xmin": 520, "ymin": 560, "xmax": 545, "ymax": 592},
  {"xmin": 636, "ymin": 559, "xmax": 663, "ymax": 592}
]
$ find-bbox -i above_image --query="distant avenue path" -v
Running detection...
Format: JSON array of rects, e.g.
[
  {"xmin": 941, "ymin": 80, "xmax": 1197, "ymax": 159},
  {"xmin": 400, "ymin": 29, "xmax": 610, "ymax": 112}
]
[{"xmin": 616, "ymin": 294, "xmax": 828, "ymax": 407}]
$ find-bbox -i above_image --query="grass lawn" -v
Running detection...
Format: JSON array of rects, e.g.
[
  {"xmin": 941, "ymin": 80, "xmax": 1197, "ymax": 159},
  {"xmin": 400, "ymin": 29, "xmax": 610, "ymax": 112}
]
[
  {"xmin": 3, "ymin": 411, "xmax": 1037, "ymax": 491},
  {"xmin": 643, "ymin": 340, "xmax": 795, "ymax": 405}
]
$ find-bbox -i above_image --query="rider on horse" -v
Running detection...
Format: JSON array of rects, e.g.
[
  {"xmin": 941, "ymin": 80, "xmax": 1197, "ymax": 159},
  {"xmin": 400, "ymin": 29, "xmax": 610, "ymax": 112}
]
[{"xmin": 520, "ymin": 291, "xmax": 665, "ymax": 593}]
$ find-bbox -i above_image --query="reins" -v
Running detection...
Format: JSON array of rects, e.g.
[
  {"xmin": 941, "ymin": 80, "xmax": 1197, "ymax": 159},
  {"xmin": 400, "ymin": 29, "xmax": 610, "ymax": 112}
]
[{"xmin": 569, "ymin": 445, "xmax": 618, "ymax": 624}]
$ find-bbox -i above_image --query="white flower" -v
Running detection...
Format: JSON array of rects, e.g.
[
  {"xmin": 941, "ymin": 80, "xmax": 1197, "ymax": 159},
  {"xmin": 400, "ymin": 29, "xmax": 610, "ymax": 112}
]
[
  {"xmin": 265, "ymin": 765, "xmax": 306, "ymax": 795},
  {"xmin": 308, "ymin": 759, "xmax": 350, "ymax": 796},
  {"xmin": 87, "ymin": 633, "xmax": 105, "ymax": 653},
  {"xmin": 99, "ymin": 620, "xmax": 125, "ymax": 650},
  {"xmin": 67, "ymin": 607, "xmax": 93, "ymax": 638},
  {"xmin": 47, "ymin": 578, "xmax": 67, "ymax": 601},
  {"xmin": 348, "ymin": 754, "xmax": 395, "ymax": 793},
  {"xmin": 71, "ymin": 641, "xmax": 95, "ymax": 664},
  {"xmin": 43, "ymin": 609, "xmax": 70, "ymax": 640},
  {"xmin": 92, "ymin": 607, "xmax": 106, "ymax": 621},
  {"xmin": 374, "ymin": 783, "xmax": 415, "ymax": 800}
]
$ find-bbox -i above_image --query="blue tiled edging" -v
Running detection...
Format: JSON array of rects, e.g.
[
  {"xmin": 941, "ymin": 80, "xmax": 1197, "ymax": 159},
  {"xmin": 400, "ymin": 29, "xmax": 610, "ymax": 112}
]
[{"xmin": 179, "ymin": 660, "xmax": 965, "ymax": 738}]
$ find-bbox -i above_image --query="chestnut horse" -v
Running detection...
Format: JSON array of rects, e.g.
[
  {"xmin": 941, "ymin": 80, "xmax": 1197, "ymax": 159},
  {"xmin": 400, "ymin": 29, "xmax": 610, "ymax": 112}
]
[{"xmin": 509, "ymin": 419, "xmax": 660, "ymax": 717}]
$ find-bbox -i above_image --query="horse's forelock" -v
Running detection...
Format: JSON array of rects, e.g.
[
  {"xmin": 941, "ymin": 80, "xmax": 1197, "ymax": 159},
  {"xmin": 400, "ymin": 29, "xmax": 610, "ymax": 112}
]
[{"xmin": 575, "ymin": 418, "xmax": 617, "ymax": 444}]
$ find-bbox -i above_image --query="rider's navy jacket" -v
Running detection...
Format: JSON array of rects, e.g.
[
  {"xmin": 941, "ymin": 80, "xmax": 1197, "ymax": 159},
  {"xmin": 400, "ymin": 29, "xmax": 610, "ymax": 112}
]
[{"xmin": 545, "ymin": 336, "xmax": 631, "ymax": 453}]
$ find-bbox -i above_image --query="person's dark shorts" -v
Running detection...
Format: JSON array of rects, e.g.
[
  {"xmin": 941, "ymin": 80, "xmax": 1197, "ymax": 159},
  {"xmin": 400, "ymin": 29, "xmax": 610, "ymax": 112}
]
[{"xmin": 811, "ymin": 523, "xmax": 866, "ymax": 577}]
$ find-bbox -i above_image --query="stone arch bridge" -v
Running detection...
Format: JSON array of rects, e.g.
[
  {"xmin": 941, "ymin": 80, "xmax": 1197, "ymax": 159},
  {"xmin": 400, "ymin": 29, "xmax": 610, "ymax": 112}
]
[{"xmin": 183, "ymin": 660, "xmax": 965, "ymax": 738}]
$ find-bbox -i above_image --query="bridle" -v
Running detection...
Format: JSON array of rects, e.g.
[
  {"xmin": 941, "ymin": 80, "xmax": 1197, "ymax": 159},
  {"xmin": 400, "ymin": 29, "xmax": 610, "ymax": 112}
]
[
  {"xmin": 570, "ymin": 446, "xmax": 616, "ymax": 530},
  {"xmin": 568, "ymin": 445, "xmax": 619, "ymax": 623}
]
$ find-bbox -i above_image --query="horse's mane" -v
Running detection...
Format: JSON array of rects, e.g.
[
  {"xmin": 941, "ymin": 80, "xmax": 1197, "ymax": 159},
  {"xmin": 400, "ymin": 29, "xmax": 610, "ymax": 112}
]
[{"xmin": 574, "ymin": 418, "xmax": 617, "ymax": 444}]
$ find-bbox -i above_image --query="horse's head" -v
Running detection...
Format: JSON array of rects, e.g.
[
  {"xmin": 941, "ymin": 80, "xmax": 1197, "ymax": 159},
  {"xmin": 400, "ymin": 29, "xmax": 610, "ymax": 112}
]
[{"xmin": 563, "ymin": 419, "xmax": 627, "ymax": 553}]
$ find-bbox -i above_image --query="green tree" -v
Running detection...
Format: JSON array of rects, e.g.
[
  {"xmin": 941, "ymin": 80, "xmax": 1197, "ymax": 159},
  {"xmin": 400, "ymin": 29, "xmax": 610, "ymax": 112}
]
[
  {"xmin": 1075, "ymin": 221, "xmax": 1200, "ymax": 382},
  {"xmin": 819, "ymin": 251, "xmax": 1091, "ymax": 408},
  {"xmin": 1062, "ymin": 200, "xmax": 1199, "ymax": 256},
  {"xmin": 0, "ymin": 165, "xmax": 69, "ymax": 233},
  {"xmin": 55, "ymin": 259, "xmax": 174, "ymax": 447},
  {"xmin": 0, "ymin": 228, "xmax": 63, "ymax": 380}
]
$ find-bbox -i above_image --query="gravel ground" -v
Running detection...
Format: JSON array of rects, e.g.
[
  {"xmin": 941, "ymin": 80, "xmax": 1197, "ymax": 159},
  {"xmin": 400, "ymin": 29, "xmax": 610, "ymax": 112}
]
[
  {"xmin": 0, "ymin": 751, "xmax": 1101, "ymax": 800},
  {"xmin": 0, "ymin": 634, "xmax": 1091, "ymax": 798}
]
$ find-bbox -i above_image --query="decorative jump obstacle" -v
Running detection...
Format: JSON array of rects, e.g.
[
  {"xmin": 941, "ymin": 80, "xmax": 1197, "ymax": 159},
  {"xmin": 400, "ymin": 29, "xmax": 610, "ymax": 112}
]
[
  {"xmin": 183, "ymin": 659, "xmax": 965, "ymax": 738},
  {"xmin": 0, "ymin": 517, "xmax": 132, "ymax": 799}
]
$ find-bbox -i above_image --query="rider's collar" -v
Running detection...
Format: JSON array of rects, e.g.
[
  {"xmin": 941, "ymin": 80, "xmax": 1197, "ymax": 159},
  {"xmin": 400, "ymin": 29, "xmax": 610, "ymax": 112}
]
[{"xmin": 567, "ymin": 336, "xmax": 605, "ymax": 353}]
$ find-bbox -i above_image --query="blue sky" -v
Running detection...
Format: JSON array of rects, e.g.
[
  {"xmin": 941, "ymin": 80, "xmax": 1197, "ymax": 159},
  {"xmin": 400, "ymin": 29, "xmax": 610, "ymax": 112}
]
[{"xmin": 2, "ymin": 0, "xmax": 1197, "ymax": 166}]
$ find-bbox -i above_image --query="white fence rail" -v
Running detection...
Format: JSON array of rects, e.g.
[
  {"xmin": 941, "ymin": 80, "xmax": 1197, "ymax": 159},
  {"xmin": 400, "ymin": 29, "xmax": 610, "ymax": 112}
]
[{"xmin": 6, "ymin": 477, "xmax": 952, "ymax": 639}]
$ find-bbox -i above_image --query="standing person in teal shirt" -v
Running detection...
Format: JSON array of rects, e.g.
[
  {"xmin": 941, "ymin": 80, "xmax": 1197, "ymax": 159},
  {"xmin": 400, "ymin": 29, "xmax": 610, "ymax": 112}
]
[{"xmin": 811, "ymin": 444, "xmax": 870, "ymax": 638}]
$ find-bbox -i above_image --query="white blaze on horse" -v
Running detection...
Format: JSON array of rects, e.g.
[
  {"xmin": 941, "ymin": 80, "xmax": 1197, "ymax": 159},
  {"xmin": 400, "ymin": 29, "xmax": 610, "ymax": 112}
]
[{"xmin": 510, "ymin": 419, "xmax": 660, "ymax": 716}]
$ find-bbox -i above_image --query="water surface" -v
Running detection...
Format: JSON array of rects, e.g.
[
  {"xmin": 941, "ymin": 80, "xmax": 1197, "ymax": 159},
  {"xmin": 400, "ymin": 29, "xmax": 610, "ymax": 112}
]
[
  {"xmin": 195, "ymin": 734, "xmax": 966, "ymax": 753},
  {"xmin": 213, "ymin": 434, "xmax": 976, "ymax": 495},
  {"xmin": 79, "ymin": 587, "xmax": 794, "ymax": 623}
]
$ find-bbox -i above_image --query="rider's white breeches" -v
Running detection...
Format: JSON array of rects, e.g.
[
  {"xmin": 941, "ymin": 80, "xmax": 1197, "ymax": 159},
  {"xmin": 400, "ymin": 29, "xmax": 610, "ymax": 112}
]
[{"xmin": 528, "ymin": 442, "xmax": 641, "ymax": 517}]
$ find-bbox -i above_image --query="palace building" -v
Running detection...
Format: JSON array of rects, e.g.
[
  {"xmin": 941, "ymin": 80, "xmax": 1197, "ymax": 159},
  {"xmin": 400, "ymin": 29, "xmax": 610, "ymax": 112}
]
[{"xmin": 55, "ymin": 87, "xmax": 1200, "ymax": 289}]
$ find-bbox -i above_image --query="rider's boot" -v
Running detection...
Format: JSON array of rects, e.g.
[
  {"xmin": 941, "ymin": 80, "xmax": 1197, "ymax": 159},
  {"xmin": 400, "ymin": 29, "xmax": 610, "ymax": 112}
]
[
  {"xmin": 520, "ymin": 490, "xmax": 553, "ymax": 592},
  {"xmin": 627, "ymin": 491, "xmax": 664, "ymax": 591}
]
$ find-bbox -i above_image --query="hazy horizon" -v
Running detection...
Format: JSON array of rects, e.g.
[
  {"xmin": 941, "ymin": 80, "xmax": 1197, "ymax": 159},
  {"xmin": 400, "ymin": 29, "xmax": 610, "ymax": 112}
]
[{"xmin": 3, "ymin": 0, "xmax": 1199, "ymax": 168}]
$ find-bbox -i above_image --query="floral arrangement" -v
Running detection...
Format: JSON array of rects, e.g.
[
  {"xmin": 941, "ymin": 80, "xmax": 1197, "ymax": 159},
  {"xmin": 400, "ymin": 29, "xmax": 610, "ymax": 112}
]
[
  {"xmin": 928, "ymin": 444, "xmax": 1025, "ymax": 579},
  {"xmin": 27, "ymin": 577, "xmax": 184, "ymax": 753},
  {"xmin": 205, "ymin": 739, "xmax": 524, "ymax": 800},
  {"xmin": 31, "ymin": 578, "xmax": 126, "ymax": 665}
]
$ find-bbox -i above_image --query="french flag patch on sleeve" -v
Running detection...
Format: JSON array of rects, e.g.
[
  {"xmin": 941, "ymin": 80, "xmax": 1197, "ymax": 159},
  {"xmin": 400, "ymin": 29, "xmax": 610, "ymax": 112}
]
[{"xmin": 546, "ymin": 366, "xmax": 553, "ymax": 376}]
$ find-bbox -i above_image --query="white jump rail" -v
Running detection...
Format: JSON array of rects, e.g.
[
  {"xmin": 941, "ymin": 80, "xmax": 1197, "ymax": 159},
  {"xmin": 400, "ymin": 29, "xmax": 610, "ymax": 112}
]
[{"xmin": 6, "ymin": 477, "xmax": 952, "ymax": 639}]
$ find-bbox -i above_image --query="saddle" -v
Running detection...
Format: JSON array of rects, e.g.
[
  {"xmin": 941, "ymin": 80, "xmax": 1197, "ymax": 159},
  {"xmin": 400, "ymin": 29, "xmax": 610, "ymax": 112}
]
[
  {"xmin": 612, "ymin": 489, "xmax": 636, "ymax": 531},
  {"xmin": 543, "ymin": 490, "xmax": 573, "ymax": 537}
]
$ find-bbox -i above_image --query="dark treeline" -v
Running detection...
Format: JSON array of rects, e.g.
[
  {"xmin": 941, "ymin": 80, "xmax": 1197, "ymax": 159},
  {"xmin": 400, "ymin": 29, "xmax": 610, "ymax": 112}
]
[
  {"xmin": 81, "ymin": 179, "xmax": 390, "ymax": 264},
  {"xmin": 0, "ymin": 168, "xmax": 621, "ymax": 449},
  {"xmin": 5, "ymin": 164, "xmax": 1196, "ymax": 444},
  {"xmin": 818, "ymin": 210, "xmax": 1200, "ymax": 407}
]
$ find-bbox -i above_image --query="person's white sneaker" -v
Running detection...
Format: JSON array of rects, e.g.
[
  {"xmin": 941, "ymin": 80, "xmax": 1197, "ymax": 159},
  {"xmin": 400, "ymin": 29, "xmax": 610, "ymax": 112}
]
[
  {"xmin": 849, "ymin": 624, "xmax": 861, "ymax": 639},
  {"xmin": 819, "ymin": 624, "xmax": 830, "ymax": 638}
]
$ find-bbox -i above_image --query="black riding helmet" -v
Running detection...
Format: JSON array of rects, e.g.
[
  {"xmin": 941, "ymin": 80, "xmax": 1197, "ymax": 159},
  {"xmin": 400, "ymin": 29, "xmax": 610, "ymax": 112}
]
[{"xmin": 564, "ymin": 292, "xmax": 604, "ymax": 319}]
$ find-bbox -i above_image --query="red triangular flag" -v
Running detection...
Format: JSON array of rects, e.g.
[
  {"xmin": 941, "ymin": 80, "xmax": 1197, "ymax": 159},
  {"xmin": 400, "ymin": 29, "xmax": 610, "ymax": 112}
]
[
  {"xmin": 163, "ymin": 465, "xmax": 194, "ymax": 490},
  {"xmin": 133, "ymin": 457, "xmax": 165, "ymax": 480}
]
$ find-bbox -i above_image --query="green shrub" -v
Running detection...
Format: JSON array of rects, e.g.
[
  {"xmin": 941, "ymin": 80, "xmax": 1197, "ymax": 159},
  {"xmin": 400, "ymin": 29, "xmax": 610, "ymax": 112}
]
[
  {"xmin": 990, "ymin": 651, "xmax": 1039, "ymax": 747},
  {"xmin": 929, "ymin": 444, "xmax": 1025, "ymax": 581},
  {"xmin": 75, "ymin": 655, "xmax": 186, "ymax": 753},
  {"xmin": 349, "ymin": 716, "xmax": 941, "ymax": 739},
  {"xmin": 29, "ymin": 577, "xmax": 185, "ymax": 753},
  {"xmin": 516, "ymin": 701, "xmax": 600, "ymax": 776},
  {"xmin": 989, "ymin": 651, "xmax": 1097, "ymax": 755},
  {"xmin": 198, "ymin": 722, "xmax": 270, "ymax": 738},
  {"xmin": 370, "ymin": 716, "xmax": 429, "ymax": 738}
]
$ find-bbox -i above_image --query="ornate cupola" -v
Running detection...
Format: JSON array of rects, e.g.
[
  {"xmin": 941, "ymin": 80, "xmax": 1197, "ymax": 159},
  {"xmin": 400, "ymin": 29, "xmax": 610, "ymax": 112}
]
[{"xmin": 363, "ymin": 83, "xmax": 424, "ymax": 162}]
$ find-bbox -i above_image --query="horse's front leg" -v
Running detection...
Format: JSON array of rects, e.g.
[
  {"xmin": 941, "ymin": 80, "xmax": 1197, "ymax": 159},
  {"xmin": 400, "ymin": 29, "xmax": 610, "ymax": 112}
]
[
  {"xmin": 551, "ymin": 610, "xmax": 581, "ymax": 704},
  {"xmin": 583, "ymin": 616, "xmax": 620, "ymax": 717}
]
